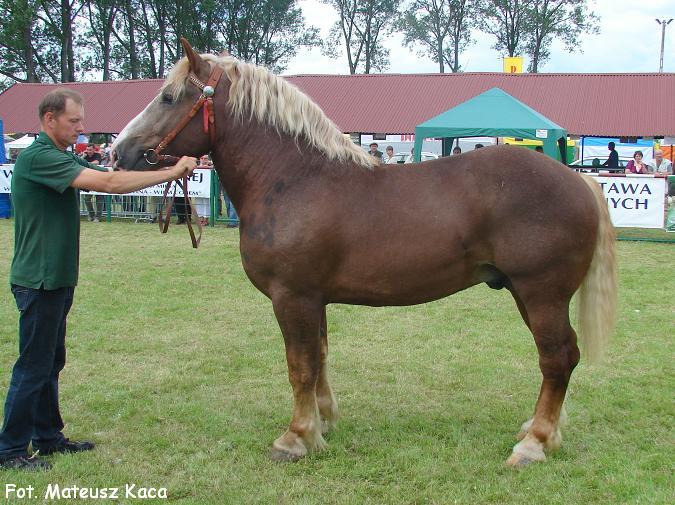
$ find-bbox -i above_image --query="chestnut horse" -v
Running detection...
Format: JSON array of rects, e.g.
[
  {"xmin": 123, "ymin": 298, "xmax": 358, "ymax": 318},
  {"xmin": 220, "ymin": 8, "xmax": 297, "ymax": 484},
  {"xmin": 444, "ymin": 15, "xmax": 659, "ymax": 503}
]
[{"xmin": 112, "ymin": 40, "xmax": 617, "ymax": 467}]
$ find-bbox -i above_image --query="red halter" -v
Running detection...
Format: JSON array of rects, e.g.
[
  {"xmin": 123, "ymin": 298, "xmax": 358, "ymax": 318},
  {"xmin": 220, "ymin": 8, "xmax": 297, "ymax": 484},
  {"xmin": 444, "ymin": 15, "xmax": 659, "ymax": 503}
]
[{"xmin": 149, "ymin": 65, "xmax": 224, "ymax": 249}]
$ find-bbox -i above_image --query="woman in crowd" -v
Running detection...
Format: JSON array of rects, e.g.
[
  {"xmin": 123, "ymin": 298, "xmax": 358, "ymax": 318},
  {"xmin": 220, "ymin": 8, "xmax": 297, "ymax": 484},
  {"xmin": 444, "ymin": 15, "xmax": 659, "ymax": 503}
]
[{"xmin": 625, "ymin": 150, "xmax": 649, "ymax": 174}]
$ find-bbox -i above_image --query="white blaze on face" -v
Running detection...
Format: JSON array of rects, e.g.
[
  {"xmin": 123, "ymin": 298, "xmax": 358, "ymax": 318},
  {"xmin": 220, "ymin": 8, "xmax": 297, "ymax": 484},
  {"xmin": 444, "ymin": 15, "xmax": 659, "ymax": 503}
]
[{"xmin": 110, "ymin": 99, "xmax": 157, "ymax": 166}]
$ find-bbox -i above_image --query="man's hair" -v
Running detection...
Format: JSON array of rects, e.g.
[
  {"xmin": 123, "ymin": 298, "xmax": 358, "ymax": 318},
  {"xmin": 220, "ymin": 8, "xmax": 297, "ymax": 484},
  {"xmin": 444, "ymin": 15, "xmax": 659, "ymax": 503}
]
[
  {"xmin": 453, "ymin": 146, "xmax": 461, "ymax": 153},
  {"xmin": 369, "ymin": 142, "xmax": 378, "ymax": 148},
  {"xmin": 608, "ymin": 142, "xmax": 615, "ymax": 149},
  {"xmin": 87, "ymin": 143, "xmax": 96, "ymax": 148},
  {"xmin": 654, "ymin": 149, "xmax": 663, "ymax": 156},
  {"xmin": 38, "ymin": 88, "xmax": 84, "ymax": 120}
]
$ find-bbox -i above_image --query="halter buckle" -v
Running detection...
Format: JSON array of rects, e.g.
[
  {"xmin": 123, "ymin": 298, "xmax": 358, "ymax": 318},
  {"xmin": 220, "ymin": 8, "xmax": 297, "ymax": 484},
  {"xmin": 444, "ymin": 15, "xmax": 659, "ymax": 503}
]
[{"xmin": 144, "ymin": 149, "xmax": 159, "ymax": 165}]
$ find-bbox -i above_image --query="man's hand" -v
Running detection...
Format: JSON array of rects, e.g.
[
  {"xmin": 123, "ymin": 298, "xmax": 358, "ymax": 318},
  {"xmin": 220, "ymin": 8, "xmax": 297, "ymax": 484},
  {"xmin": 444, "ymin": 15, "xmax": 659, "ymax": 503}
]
[{"xmin": 171, "ymin": 156, "xmax": 198, "ymax": 179}]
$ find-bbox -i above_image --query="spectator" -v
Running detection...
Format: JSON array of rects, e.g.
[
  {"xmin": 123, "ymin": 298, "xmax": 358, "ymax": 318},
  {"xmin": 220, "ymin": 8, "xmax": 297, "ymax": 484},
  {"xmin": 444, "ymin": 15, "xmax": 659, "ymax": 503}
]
[
  {"xmin": 405, "ymin": 148, "xmax": 414, "ymax": 163},
  {"xmin": 625, "ymin": 150, "xmax": 649, "ymax": 174},
  {"xmin": 383, "ymin": 146, "xmax": 397, "ymax": 164},
  {"xmin": 535, "ymin": 146, "xmax": 544, "ymax": 153},
  {"xmin": 368, "ymin": 142, "xmax": 383, "ymax": 161},
  {"xmin": 602, "ymin": 141, "xmax": 619, "ymax": 168},
  {"xmin": 0, "ymin": 88, "xmax": 196, "ymax": 471},
  {"xmin": 649, "ymin": 149, "xmax": 673, "ymax": 174},
  {"xmin": 452, "ymin": 146, "xmax": 462, "ymax": 155},
  {"xmin": 194, "ymin": 155, "xmax": 212, "ymax": 225},
  {"xmin": 474, "ymin": 144, "xmax": 484, "ymax": 149},
  {"xmin": 81, "ymin": 143, "xmax": 103, "ymax": 222}
]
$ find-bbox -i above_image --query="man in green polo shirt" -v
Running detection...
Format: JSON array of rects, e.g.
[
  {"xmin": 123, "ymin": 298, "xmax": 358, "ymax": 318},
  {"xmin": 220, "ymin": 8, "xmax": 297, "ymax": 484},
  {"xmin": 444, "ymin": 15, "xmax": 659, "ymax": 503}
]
[{"xmin": 0, "ymin": 88, "xmax": 197, "ymax": 471}]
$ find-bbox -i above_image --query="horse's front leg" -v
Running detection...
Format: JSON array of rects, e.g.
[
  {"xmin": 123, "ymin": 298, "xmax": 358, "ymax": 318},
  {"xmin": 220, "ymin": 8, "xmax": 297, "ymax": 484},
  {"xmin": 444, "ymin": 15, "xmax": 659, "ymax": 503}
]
[{"xmin": 270, "ymin": 292, "xmax": 327, "ymax": 462}]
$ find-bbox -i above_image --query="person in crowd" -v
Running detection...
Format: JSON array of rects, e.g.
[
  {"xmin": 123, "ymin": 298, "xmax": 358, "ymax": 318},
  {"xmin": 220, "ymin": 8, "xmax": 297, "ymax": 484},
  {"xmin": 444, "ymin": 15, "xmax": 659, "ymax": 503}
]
[
  {"xmin": 0, "ymin": 88, "xmax": 196, "ymax": 471},
  {"xmin": 535, "ymin": 146, "xmax": 544, "ymax": 153},
  {"xmin": 405, "ymin": 148, "xmax": 414, "ymax": 163},
  {"xmin": 474, "ymin": 144, "xmax": 484, "ymax": 149},
  {"xmin": 452, "ymin": 146, "xmax": 462, "ymax": 155},
  {"xmin": 625, "ymin": 150, "xmax": 649, "ymax": 174},
  {"xmin": 194, "ymin": 155, "xmax": 212, "ymax": 225},
  {"xmin": 602, "ymin": 141, "xmax": 619, "ymax": 168},
  {"xmin": 649, "ymin": 149, "xmax": 673, "ymax": 174},
  {"xmin": 368, "ymin": 142, "xmax": 383, "ymax": 161},
  {"xmin": 383, "ymin": 146, "xmax": 397, "ymax": 164},
  {"xmin": 80, "ymin": 143, "xmax": 103, "ymax": 222}
]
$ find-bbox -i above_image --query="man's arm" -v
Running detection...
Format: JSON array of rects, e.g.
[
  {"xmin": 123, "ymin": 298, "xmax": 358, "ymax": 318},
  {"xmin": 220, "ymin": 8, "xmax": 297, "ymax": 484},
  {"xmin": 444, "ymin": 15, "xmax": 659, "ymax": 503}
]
[{"xmin": 70, "ymin": 156, "xmax": 197, "ymax": 194}]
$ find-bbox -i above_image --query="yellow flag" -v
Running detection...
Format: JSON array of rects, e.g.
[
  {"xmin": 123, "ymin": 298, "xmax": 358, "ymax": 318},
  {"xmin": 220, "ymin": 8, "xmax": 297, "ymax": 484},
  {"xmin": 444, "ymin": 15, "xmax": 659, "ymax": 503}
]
[{"xmin": 503, "ymin": 57, "xmax": 524, "ymax": 74}]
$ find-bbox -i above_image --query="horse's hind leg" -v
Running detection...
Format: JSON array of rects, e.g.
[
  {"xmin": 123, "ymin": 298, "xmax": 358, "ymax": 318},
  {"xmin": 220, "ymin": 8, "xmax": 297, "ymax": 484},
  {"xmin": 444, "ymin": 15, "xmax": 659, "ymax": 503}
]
[
  {"xmin": 506, "ymin": 291, "xmax": 580, "ymax": 467},
  {"xmin": 270, "ymin": 292, "xmax": 327, "ymax": 462},
  {"xmin": 316, "ymin": 308, "xmax": 338, "ymax": 434}
]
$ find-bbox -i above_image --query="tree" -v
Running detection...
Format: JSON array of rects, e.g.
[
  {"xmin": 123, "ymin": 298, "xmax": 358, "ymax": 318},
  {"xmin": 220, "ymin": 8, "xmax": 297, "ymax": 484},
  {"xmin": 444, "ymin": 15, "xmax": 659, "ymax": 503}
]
[
  {"xmin": 476, "ymin": 0, "xmax": 532, "ymax": 58},
  {"xmin": 0, "ymin": 0, "xmax": 62, "ymax": 89},
  {"xmin": 401, "ymin": 0, "xmax": 474, "ymax": 73},
  {"xmin": 83, "ymin": 0, "xmax": 119, "ymax": 80},
  {"xmin": 524, "ymin": 0, "xmax": 598, "ymax": 72},
  {"xmin": 322, "ymin": 0, "xmax": 401, "ymax": 74},
  {"xmin": 218, "ymin": 0, "xmax": 319, "ymax": 72}
]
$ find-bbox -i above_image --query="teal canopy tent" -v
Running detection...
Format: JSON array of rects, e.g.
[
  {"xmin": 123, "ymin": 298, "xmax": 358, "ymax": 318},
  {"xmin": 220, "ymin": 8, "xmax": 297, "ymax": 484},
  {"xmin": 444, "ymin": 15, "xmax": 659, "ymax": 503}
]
[{"xmin": 413, "ymin": 87, "xmax": 568, "ymax": 162}]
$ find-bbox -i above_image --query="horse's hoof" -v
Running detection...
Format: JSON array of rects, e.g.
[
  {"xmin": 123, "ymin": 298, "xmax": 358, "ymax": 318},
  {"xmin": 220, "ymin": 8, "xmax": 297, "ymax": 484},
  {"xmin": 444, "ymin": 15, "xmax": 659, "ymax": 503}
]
[
  {"xmin": 505, "ymin": 453, "xmax": 537, "ymax": 468},
  {"xmin": 270, "ymin": 447, "xmax": 304, "ymax": 462}
]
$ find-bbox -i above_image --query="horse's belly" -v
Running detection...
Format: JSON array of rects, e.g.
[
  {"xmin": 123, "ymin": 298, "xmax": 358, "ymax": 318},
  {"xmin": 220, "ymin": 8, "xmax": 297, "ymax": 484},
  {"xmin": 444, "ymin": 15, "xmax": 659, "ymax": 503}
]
[{"xmin": 328, "ymin": 256, "xmax": 484, "ymax": 306}]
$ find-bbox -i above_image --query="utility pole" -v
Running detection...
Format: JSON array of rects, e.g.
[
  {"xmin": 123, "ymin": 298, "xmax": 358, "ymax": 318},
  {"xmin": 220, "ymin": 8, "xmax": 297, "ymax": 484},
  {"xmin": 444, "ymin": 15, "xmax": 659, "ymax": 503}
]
[{"xmin": 656, "ymin": 18, "xmax": 673, "ymax": 72}]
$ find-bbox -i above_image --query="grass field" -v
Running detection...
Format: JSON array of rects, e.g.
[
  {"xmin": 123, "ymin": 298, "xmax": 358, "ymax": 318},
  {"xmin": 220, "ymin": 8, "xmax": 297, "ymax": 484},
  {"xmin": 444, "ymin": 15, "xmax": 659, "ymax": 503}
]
[{"xmin": 0, "ymin": 220, "xmax": 673, "ymax": 504}]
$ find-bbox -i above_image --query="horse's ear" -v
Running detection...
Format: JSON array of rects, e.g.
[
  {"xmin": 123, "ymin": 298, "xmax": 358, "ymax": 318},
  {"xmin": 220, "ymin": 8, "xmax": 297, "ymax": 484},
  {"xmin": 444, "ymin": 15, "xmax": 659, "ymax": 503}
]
[{"xmin": 180, "ymin": 37, "xmax": 204, "ymax": 73}]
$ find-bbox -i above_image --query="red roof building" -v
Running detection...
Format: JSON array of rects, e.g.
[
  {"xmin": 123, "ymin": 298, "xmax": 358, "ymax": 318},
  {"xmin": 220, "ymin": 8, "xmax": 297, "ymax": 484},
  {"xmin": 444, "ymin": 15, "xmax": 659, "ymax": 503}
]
[{"xmin": 1, "ymin": 72, "xmax": 674, "ymax": 137}]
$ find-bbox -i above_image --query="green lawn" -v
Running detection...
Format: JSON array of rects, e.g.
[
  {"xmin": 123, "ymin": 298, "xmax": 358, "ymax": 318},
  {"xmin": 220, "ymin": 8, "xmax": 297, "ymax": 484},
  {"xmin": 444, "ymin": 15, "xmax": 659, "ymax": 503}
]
[{"xmin": 0, "ymin": 220, "xmax": 672, "ymax": 504}]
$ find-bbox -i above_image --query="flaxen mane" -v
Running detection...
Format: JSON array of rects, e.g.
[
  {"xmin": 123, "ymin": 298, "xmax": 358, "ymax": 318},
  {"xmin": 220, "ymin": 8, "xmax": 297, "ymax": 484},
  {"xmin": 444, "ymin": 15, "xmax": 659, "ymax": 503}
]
[{"xmin": 162, "ymin": 55, "xmax": 376, "ymax": 168}]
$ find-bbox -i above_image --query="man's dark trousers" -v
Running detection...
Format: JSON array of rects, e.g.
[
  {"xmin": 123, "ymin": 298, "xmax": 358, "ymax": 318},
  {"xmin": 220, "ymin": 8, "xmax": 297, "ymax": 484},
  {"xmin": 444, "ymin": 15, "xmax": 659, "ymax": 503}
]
[{"xmin": 0, "ymin": 285, "xmax": 73, "ymax": 457}]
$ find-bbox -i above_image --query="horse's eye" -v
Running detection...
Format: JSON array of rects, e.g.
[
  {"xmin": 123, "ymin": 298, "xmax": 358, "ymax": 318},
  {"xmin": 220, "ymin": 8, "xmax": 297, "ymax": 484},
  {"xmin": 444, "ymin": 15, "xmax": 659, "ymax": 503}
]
[{"xmin": 161, "ymin": 93, "xmax": 173, "ymax": 104}]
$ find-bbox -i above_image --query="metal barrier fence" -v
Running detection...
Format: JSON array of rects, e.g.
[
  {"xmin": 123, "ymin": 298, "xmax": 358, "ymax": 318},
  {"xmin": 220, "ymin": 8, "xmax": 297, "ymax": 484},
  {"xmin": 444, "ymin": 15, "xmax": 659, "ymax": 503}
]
[{"xmin": 78, "ymin": 170, "xmax": 239, "ymax": 227}]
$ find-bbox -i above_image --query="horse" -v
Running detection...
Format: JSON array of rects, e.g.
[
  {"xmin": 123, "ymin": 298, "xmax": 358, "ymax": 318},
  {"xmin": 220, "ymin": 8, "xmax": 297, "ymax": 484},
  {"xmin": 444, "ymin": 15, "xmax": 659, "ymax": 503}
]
[{"xmin": 112, "ymin": 39, "xmax": 617, "ymax": 467}]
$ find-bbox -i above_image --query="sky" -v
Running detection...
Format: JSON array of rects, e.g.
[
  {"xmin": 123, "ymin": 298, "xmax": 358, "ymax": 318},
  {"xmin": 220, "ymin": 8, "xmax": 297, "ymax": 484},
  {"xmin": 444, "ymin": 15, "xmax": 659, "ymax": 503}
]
[{"xmin": 283, "ymin": 0, "xmax": 675, "ymax": 75}]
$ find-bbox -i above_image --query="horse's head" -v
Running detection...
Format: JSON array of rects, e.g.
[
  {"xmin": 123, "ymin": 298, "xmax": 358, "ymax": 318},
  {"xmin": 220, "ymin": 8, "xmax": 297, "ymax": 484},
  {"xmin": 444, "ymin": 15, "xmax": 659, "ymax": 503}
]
[{"xmin": 112, "ymin": 38, "xmax": 224, "ymax": 170}]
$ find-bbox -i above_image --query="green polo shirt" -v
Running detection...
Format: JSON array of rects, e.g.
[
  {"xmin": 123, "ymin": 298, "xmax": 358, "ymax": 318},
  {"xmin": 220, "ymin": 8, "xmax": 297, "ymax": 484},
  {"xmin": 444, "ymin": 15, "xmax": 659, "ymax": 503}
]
[{"xmin": 10, "ymin": 132, "xmax": 104, "ymax": 289}]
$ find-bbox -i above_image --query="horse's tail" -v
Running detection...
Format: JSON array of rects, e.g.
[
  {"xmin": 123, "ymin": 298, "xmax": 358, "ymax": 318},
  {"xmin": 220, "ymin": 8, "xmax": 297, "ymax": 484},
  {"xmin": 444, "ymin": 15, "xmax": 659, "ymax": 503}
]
[{"xmin": 577, "ymin": 176, "xmax": 617, "ymax": 363}]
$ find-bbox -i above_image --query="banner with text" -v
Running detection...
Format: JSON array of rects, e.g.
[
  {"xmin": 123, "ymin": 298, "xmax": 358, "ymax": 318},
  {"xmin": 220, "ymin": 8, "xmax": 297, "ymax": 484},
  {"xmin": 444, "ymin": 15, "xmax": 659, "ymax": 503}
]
[
  {"xmin": 0, "ymin": 165, "xmax": 212, "ymax": 197},
  {"xmin": 587, "ymin": 174, "xmax": 666, "ymax": 228}
]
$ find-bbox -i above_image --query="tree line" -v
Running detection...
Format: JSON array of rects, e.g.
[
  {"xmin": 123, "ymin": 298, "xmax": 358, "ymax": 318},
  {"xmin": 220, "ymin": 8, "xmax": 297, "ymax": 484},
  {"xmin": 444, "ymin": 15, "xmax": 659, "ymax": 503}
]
[{"xmin": 0, "ymin": 0, "xmax": 597, "ymax": 90}]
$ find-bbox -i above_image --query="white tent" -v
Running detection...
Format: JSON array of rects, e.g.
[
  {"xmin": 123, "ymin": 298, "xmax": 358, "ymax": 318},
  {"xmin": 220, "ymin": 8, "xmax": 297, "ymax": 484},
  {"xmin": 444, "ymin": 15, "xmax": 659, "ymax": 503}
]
[{"xmin": 6, "ymin": 135, "xmax": 35, "ymax": 148}]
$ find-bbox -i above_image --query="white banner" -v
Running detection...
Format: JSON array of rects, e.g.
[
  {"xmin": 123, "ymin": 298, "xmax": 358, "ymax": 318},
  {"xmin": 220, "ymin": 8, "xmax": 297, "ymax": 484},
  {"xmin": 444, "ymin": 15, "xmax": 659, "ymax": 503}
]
[
  {"xmin": 0, "ymin": 165, "xmax": 11, "ymax": 193},
  {"xmin": 588, "ymin": 174, "xmax": 666, "ymax": 228},
  {"xmin": 0, "ymin": 164, "xmax": 212, "ymax": 198}
]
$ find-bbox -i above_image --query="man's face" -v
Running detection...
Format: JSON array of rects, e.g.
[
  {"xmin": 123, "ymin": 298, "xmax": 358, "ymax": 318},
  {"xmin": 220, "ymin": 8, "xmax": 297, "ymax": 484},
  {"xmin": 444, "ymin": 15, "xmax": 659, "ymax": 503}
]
[
  {"xmin": 369, "ymin": 144, "xmax": 377, "ymax": 153},
  {"xmin": 44, "ymin": 99, "xmax": 84, "ymax": 150},
  {"xmin": 200, "ymin": 156, "xmax": 210, "ymax": 166},
  {"xmin": 655, "ymin": 151, "xmax": 663, "ymax": 162},
  {"xmin": 86, "ymin": 145, "xmax": 95, "ymax": 156},
  {"xmin": 386, "ymin": 148, "xmax": 393, "ymax": 157}
]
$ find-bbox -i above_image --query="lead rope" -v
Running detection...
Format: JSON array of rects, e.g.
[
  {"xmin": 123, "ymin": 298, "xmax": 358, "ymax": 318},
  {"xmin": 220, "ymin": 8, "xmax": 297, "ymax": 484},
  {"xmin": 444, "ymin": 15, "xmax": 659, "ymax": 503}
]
[{"xmin": 158, "ymin": 175, "xmax": 202, "ymax": 249}]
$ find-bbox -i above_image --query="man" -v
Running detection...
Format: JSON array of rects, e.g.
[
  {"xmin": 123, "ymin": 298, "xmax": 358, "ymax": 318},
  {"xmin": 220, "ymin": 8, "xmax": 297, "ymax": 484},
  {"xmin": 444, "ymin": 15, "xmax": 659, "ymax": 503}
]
[
  {"xmin": 383, "ymin": 146, "xmax": 397, "ymax": 164},
  {"xmin": 602, "ymin": 141, "xmax": 619, "ymax": 168},
  {"xmin": 452, "ymin": 146, "xmax": 462, "ymax": 155},
  {"xmin": 0, "ymin": 88, "xmax": 196, "ymax": 471},
  {"xmin": 368, "ymin": 142, "xmax": 383, "ymax": 161},
  {"xmin": 81, "ymin": 143, "xmax": 103, "ymax": 222},
  {"xmin": 649, "ymin": 149, "xmax": 673, "ymax": 174}
]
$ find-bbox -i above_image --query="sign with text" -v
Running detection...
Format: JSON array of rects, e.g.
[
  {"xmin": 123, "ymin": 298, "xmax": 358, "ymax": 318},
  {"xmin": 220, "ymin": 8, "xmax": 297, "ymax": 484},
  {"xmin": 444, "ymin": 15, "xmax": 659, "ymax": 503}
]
[
  {"xmin": 590, "ymin": 174, "xmax": 666, "ymax": 228},
  {"xmin": 0, "ymin": 165, "xmax": 212, "ymax": 198}
]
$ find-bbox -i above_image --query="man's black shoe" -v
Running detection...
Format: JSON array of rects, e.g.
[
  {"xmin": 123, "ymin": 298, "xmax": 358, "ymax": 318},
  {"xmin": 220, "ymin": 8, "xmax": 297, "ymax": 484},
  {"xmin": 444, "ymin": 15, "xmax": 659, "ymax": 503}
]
[
  {"xmin": 37, "ymin": 439, "xmax": 95, "ymax": 455},
  {"xmin": 0, "ymin": 455, "xmax": 51, "ymax": 471}
]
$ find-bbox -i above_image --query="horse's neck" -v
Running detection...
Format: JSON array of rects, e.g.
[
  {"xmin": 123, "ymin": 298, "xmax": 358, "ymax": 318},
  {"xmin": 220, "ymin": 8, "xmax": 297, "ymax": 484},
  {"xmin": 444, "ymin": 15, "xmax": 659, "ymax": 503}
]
[{"xmin": 211, "ymin": 123, "xmax": 351, "ymax": 214}]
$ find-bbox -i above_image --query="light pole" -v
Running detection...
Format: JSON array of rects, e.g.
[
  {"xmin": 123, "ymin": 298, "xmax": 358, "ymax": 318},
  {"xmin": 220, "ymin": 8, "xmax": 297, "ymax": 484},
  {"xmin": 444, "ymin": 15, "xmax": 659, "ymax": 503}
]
[{"xmin": 656, "ymin": 18, "xmax": 673, "ymax": 72}]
